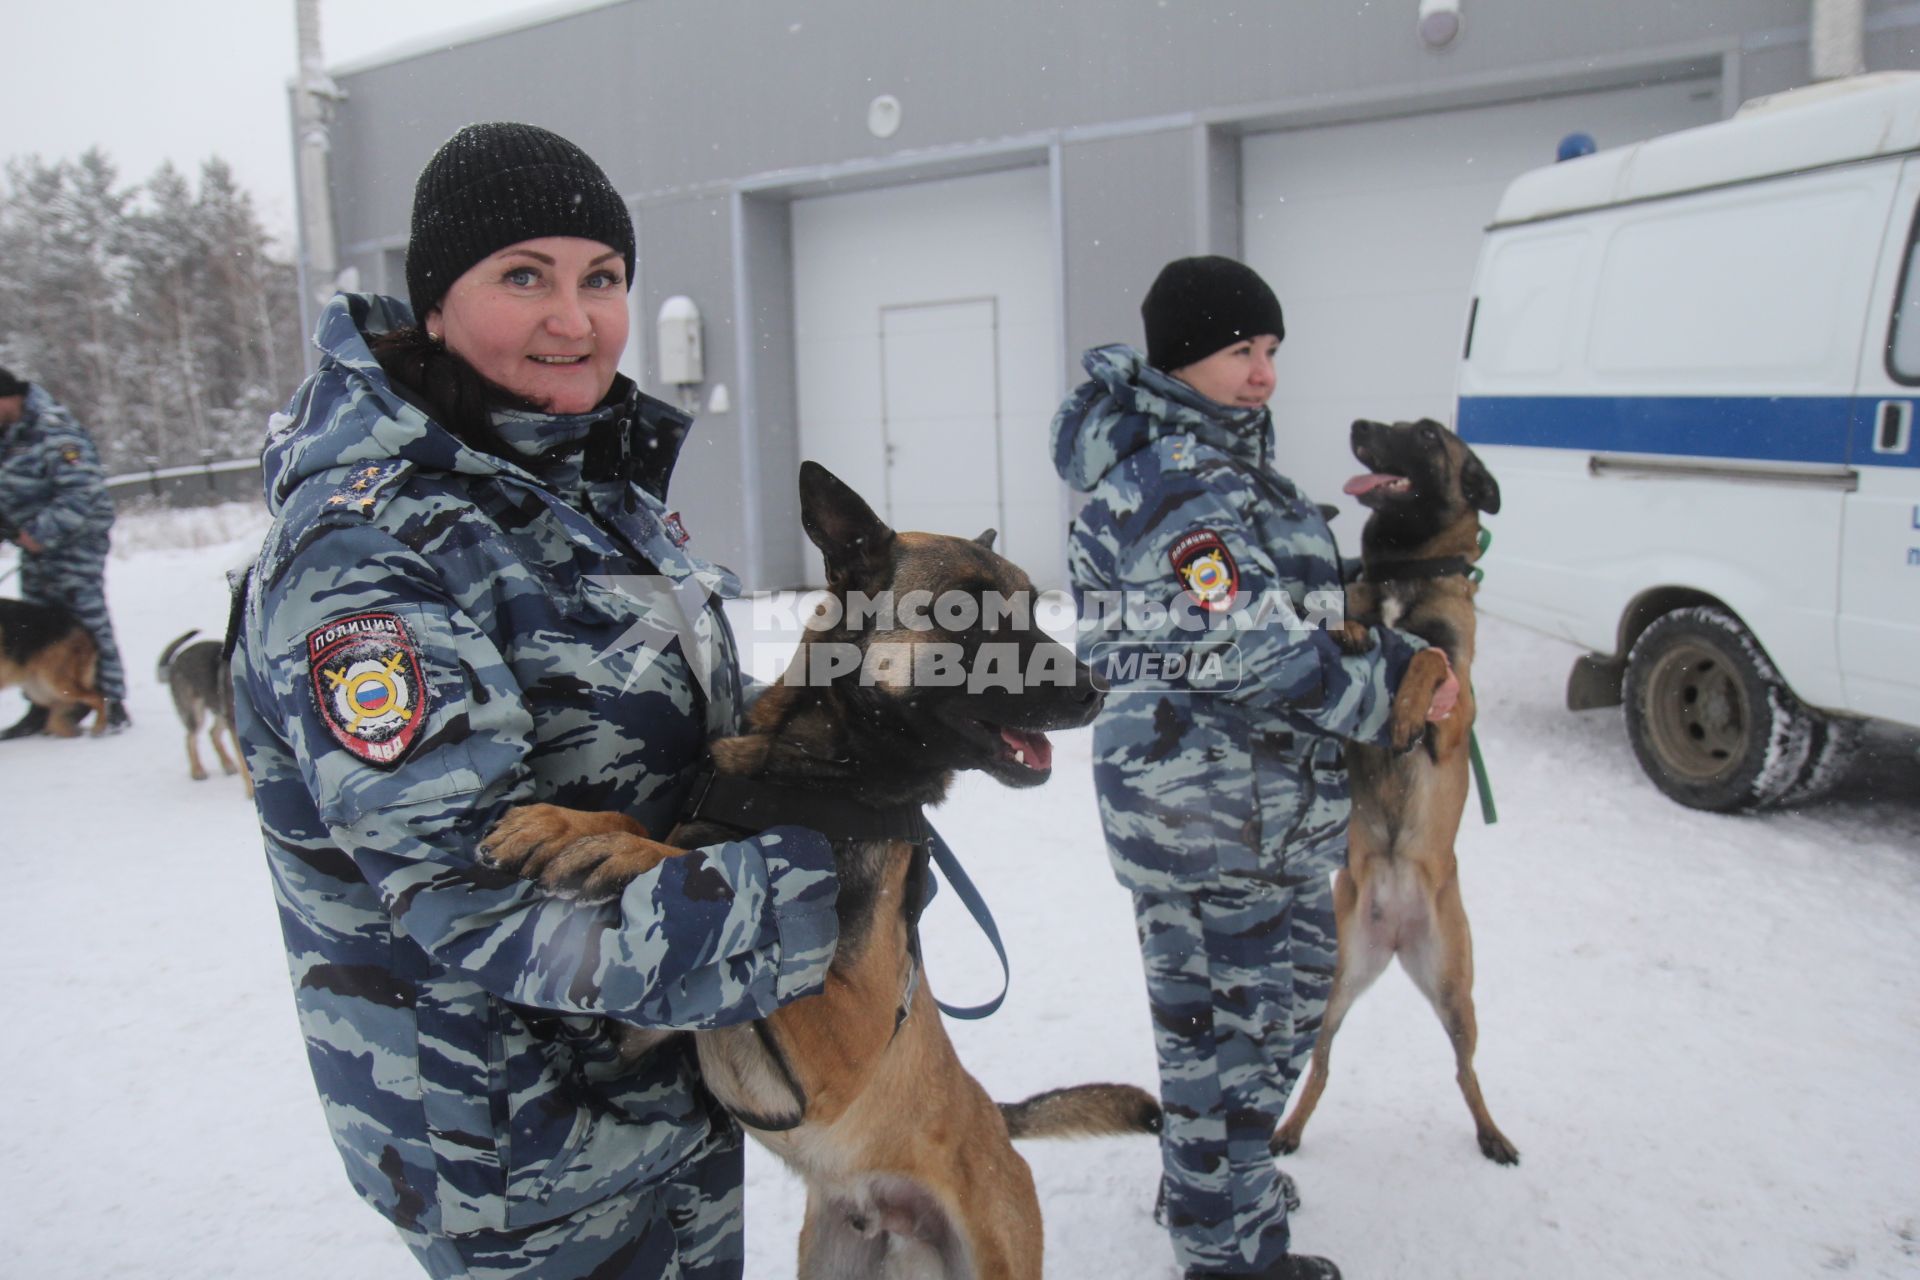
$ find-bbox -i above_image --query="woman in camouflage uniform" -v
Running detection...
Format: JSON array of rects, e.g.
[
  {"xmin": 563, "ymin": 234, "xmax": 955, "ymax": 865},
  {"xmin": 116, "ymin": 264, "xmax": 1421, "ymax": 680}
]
[
  {"xmin": 1052, "ymin": 256, "xmax": 1457, "ymax": 1280},
  {"xmin": 233, "ymin": 124, "xmax": 838, "ymax": 1280}
]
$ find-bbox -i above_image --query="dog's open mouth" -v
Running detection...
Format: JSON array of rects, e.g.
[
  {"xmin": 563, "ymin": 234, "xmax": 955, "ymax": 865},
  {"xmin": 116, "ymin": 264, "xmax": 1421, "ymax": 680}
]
[
  {"xmin": 1343, "ymin": 471, "xmax": 1413, "ymax": 503},
  {"xmin": 992, "ymin": 725, "xmax": 1054, "ymax": 773}
]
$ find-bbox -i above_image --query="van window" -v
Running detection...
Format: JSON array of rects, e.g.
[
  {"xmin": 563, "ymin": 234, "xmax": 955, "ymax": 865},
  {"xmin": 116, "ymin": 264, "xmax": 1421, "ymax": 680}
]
[
  {"xmin": 1589, "ymin": 184, "xmax": 1878, "ymax": 384},
  {"xmin": 1472, "ymin": 231, "xmax": 1586, "ymax": 376},
  {"xmin": 1886, "ymin": 212, "xmax": 1920, "ymax": 383}
]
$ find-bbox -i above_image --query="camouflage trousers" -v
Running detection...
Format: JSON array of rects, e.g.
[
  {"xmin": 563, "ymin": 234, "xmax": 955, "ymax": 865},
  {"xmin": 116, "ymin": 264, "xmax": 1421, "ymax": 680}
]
[
  {"xmin": 1133, "ymin": 867, "xmax": 1337, "ymax": 1275},
  {"xmin": 396, "ymin": 1131, "xmax": 745, "ymax": 1280},
  {"xmin": 20, "ymin": 532, "xmax": 126, "ymax": 701}
]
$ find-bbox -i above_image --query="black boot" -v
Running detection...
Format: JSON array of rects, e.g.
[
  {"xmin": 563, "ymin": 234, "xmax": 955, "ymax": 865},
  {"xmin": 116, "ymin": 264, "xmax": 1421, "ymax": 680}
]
[
  {"xmin": 104, "ymin": 700, "xmax": 131, "ymax": 734},
  {"xmin": 1186, "ymin": 1256, "xmax": 1342, "ymax": 1280},
  {"xmin": 0, "ymin": 704, "xmax": 49, "ymax": 740}
]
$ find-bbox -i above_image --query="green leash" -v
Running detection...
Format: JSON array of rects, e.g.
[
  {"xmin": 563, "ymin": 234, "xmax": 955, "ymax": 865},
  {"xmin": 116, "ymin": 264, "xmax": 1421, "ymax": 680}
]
[
  {"xmin": 1469, "ymin": 727, "xmax": 1497, "ymax": 825},
  {"xmin": 1467, "ymin": 526, "xmax": 1497, "ymax": 824}
]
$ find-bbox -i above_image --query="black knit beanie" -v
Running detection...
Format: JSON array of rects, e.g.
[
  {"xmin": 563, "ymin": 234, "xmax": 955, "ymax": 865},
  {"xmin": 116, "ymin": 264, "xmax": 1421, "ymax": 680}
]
[
  {"xmin": 1141, "ymin": 255, "xmax": 1285, "ymax": 373},
  {"xmin": 0, "ymin": 366, "xmax": 26, "ymax": 399},
  {"xmin": 404, "ymin": 122, "xmax": 636, "ymax": 323}
]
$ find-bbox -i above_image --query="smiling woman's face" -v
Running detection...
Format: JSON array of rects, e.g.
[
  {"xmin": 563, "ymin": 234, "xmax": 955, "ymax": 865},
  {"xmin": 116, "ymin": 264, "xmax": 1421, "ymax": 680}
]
[
  {"xmin": 1171, "ymin": 334, "xmax": 1281, "ymax": 410},
  {"xmin": 428, "ymin": 235, "xmax": 630, "ymax": 414}
]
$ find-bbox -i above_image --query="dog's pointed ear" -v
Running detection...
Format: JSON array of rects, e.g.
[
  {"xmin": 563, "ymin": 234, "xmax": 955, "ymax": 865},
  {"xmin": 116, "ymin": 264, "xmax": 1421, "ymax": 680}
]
[
  {"xmin": 1461, "ymin": 448, "xmax": 1501, "ymax": 515},
  {"xmin": 799, "ymin": 461, "xmax": 896, "ymax": 588},
  {"xmin": 974, "ymin": 528, "xmax": 997, "ymax": 551}
]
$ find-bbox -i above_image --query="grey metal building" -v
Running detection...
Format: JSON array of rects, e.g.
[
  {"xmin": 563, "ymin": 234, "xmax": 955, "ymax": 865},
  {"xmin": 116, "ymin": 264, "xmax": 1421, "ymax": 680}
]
[{"xmin": 305, "ymin": 0, "xmax": 1920, "ymax": 587}]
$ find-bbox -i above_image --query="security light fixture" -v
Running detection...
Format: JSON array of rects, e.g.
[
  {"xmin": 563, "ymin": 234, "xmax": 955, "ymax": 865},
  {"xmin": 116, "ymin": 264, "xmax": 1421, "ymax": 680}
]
[
  {"xmin": 868, "ymin": 94, "xmax": 903, "ymax": 139},
  {"xmin": 1418, "ymin": 0, "xmax": 1462, "ymax": 48}
]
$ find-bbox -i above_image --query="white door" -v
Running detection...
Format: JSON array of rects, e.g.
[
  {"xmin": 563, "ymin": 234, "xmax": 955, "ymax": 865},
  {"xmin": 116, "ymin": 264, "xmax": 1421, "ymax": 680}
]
[
  {"xmin": 1240, "ymin": 80, "xmax": 1722, "ymax": 515},
  {"xmin": 881, "ymin": 299, "xmax": 1002, "ymax": 540},
  {"xmin": 1843, "ymin": 157, "xmax": 1920, "ymax": 728},
  {"xmin": 791, "ymin": 166, "xmax": 1060, "ymax": 582}
]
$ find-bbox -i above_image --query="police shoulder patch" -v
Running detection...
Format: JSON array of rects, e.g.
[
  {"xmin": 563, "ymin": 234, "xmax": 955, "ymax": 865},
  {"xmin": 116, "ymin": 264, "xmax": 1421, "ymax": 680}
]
[
  {"xmin": 307, "ymin": 612, "xmax": 430, "ymax": 766},
  {"xmin": 1169, "ymin": 528, "xmax": 1239, "ymax": 612}
]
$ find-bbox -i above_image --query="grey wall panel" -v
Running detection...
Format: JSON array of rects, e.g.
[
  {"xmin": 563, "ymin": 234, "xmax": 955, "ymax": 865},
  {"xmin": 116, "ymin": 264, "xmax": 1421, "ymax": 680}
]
[
  {"xmin": 329, "ymin": 4, "xmax": 643, "ymax": 255},
  {"xmin": 634, "ymin": 194, "xmax": 752, "ymax": 577},
  {"xmin": 1058, "ymin": 129, "xmax": 1201, "ymax": 379},
  {"xmin": 736, "ymin": 193, "xmax": 804, "ymax": 587},
  {"xmin": 332, "ymin": 0, "xmax": 1877, "ymax": 245}
]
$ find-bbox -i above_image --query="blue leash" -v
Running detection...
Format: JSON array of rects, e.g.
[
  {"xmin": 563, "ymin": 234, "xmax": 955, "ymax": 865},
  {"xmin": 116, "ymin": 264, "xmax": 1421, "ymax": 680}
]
[{"xmin": 925, "ymin": 830, "xmax": 1010, "ymax": 1019}]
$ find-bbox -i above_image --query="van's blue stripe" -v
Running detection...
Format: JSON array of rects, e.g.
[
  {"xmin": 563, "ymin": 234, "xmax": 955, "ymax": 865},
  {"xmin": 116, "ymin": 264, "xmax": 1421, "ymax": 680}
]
[{"xmin": 1456, "ymin": 395, "xmax": 1890, "ymax": 466}]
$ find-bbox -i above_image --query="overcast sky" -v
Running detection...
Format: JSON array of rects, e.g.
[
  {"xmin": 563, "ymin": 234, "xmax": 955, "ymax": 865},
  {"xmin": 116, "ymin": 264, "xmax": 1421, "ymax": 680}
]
[{"xmin": 3, "ymin": 0, "xmax": 586, "ymax": 244}]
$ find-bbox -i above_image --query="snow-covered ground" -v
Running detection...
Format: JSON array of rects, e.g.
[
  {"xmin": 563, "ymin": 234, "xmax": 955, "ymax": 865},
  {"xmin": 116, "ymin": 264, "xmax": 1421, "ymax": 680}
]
[{"xmin": 3, "ymin": 505, "xmax": 1918, "ymax": 1279}]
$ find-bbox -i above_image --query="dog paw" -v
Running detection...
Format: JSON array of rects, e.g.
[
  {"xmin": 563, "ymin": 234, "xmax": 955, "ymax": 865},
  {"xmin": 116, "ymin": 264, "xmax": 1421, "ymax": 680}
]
[
  {"xmin": 1478, "ymin": 1129, "xmax": 1520, "ymax": 1166},
  {"xmin": 1333, "ymin": 620, "xmax": 1374, "ymax": 655},
  {"xmin": 1390, "ymin": 649, "xmax": 1449, "ymax": 753},
  {"xmin": 1270, "ymin": 1124, "xmax": 1302, "ymax": 1156},
  {"xmin": 535, "ymin": 833, "xmax": 682, "ymax": 902},
  {"xmin": 480, "ymin": 804, "xmax": 673, "ymax": 902}
]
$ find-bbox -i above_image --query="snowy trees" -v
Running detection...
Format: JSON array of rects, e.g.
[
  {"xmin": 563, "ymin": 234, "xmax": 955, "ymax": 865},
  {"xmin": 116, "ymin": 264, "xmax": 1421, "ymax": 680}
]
[{"xmin": 0, "ymin": 152, "xmax": 302, "ymax": 473}]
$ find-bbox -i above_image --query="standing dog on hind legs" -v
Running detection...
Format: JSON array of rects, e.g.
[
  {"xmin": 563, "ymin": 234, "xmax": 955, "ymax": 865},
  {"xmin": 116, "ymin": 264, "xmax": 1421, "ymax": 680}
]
[
  {"xmin": 157, "ymin": 629, "xmax": 252, "ymax": 796},
  {"xmin": 1273, "ymin": 418, "xmax": 1519, "ymax": 1166},
  {"xmin": 484, "ymin": 461, "xmax": 1162, "ymax": 1280}
]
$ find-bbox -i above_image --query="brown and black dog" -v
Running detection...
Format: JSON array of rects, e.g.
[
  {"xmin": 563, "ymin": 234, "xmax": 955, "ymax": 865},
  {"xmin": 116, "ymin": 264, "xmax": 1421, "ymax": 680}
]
[
  {"xmin": 157, "ymin": 629, "xmax": 253, "ymax": 796},
  {"xmin": 1273, "ymin": 417, "xmax": 1518, "ymax": 1166},
  {"xmin": 0, "ymin": 597, "xmax": 109, "ymax": 736},
  {"xmin": 482, "ymin": 461, "xmax": 1159, "ymax": 1280}
]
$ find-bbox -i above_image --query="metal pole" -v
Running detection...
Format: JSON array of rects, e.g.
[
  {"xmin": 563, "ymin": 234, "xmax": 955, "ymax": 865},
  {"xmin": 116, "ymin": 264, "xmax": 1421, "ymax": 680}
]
[
  {"xmin": 293, "ymin": 0, "xmax": 341, "ymax": 373},
  {"xmin": 1810, "ymin": 0, "xmax": 1866, "ymax": 82}
]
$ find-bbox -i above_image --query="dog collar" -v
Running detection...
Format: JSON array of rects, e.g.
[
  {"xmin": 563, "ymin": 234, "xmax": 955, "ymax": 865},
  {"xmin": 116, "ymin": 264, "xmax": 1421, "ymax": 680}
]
[
  {"xmin": 684, "ymin": 770, "xmax": 935, "ymax": 848},
  {"xmin": 1361, "ymin": 555, "xmax": 1474, "ymax": 583}
]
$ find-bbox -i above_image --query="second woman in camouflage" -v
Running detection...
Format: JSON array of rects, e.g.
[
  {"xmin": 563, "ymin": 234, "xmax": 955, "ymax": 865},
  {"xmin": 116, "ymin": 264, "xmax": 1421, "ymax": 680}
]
[{"xmin": 1053, "ymin": 255, "xmax": 1456, "ymax": 1280}]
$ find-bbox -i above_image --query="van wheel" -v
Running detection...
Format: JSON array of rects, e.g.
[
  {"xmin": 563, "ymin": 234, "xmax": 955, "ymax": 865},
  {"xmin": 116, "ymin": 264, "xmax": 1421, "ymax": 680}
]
[
  {"xmin": 1623, "ymin": 607, "xmax": 1814, "ymax": 812},
  {"xmin": 1777, "ymin": 712, "xmax": 1863, "ymax": 807}
]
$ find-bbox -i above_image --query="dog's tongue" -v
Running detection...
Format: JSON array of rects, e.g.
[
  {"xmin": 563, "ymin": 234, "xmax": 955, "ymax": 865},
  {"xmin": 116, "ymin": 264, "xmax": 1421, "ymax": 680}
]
[
  {"xmin": 1343, "ymin": 472, "xmax": 1398, "ymax": 497},
  {"xmin": 999, "ymin": 727, "xmax": 1053, "ymax": 771}
]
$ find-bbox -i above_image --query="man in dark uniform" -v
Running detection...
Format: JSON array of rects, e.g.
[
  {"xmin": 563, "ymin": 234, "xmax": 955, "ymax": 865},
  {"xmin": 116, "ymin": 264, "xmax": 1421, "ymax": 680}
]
[{"xmin": 0, "ymin": 366, "xmax": 130, "ymax": 736}]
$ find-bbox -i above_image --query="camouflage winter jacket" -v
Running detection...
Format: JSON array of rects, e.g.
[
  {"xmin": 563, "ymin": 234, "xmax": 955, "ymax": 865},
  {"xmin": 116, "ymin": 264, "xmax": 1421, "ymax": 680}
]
[
  {"xmin": 1053, "ymin": 344, "xmax": 1425, "ymax": 895},
  {"xmin": 0, "ymin": 383, "xmax": 113, "ymax": 552},
  {"xmin": 232, "ymin": 293, "xmax": 838, "ymax": 1237}
]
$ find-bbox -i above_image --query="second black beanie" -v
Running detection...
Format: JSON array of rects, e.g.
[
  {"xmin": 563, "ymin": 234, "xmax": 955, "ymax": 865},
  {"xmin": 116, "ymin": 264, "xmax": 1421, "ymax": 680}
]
[{"xmin": 1141, "ymin": 255, "xmax": 1285, "ymax": 373}]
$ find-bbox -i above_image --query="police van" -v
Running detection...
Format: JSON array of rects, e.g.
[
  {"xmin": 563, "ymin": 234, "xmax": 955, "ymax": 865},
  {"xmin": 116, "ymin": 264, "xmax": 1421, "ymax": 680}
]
[{"xmin": 1456, "ymin": 72, "xmax": 1920, "ymax": 812}]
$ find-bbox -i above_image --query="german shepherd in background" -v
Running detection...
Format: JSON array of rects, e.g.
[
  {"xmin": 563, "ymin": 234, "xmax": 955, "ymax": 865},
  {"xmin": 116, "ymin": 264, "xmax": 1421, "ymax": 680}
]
[
  {"xmin": 1274, "ymin": 418, "xmax": 1519, "ymax": 1165},
  {"xmin": 0, "ymin": 598, "xmax": 108, "ymax": 736},
  {"xmin": 483, "ymin": 462, "xmax": 1159, "ymax": 1280},
  {"xmin": 157, "ymin": 629, "xmax": 252, "ymax": 796}
]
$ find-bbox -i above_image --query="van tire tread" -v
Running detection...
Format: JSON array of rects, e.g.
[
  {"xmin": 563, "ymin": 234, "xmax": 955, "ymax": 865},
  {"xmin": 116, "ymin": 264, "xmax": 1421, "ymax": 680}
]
[{"xmin": 1623, "ymin": 606, "xmax": 1814, "ymax": 812}]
